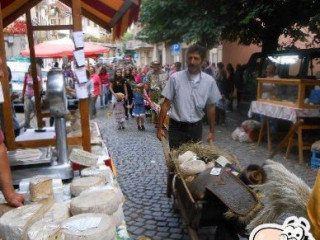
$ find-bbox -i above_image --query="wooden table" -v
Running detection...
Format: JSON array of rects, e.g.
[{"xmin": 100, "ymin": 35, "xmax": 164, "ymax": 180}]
[{"xmin": 248, "ymin": 101, "xmax": 320, "ymax": 164}]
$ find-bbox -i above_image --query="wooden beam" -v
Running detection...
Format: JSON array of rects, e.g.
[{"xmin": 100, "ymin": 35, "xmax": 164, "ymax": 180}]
[
  {"xmin": 82, "ymin": 8, "xmax": 111, "ymax": 32},
  {"xmin": 15, "ymin": 136, "xmax": 83, "ymax": 148},
  {"xmin": 26, "ymin": 10, "xmax": 43, "ymax": 129},
  {"xmin": 3, "ymin": 0, "xmax": 42, "ymax": 28},
  {"xmin": 0, "ymin": 2, "xmax": 15, "ymax": 150},
  {"xmin": 32, "ymin": 25, "xmax": 74, "ymax": 31},
  {"xmin": 109, "ymin": 0, "xmax": 133, "ymax": 27},
  {"xmin": 60, "ymin": 0, "xmax": 111, "ymax": 31},
  {"xmin": 72, "ymin": 0, "xmax": 91, "ymax": 152}
]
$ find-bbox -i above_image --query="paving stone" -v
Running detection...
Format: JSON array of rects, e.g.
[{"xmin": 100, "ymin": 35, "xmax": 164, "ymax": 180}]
[
  {"xmin": 158, "ymin": 227, "xmax": 170, "ymax": 232},
  {"xmin": 145, "ymin": 230, "xmax": 157, "ymax": 237},
  {"xmin": 132, "ymin": 228, "xmax": 144, "ymax": 235},
  {"xmin": 157, "ymin": 231, "xmax": 170, "ymax": 238},
  {"xmin": 144, "ymin": 224, "xmax": 157, "ymax": 231},
  {"xmin": 170, "ymin": 233, "xmax": 183, "ymax": 239},
  {"xmin": 156, "ymin": 221, "xmax": 167, "ymax": 227},
  {"xmin": 168, "ymin": 221, "xmax": 180, "ymax": 228}
]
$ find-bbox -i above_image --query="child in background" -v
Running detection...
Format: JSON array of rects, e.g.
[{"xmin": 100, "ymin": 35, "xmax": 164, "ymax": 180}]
[
  {"xmin": 129, "ymin": 83, "xmax": 147, "ymax": 131},
  {"xmin": 114, "ymin": 92, "xmax": 126, "ymax": 130}
]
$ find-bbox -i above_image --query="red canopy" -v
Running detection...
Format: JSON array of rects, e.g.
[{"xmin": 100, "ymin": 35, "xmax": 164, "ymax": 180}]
[{"xmin": 21, "ymin": 38, "xmax": 109, "ymax": 58}]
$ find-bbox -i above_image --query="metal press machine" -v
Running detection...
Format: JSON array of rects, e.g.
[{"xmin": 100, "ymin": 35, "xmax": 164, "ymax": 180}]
[{"xmin": 10, "ymin": 68, "xmax": 73, "ymax": 184}]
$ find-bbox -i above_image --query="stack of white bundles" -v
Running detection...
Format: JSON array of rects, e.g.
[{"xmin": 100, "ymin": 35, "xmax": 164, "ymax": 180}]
[
  {"xmin": 69, "ymin": 149, "xmax": 99, "ymax": 167},
  {"xmin": 61, "ymin": 213, "xmax": 116, "ymax": 240},
  {"xmin": 70, "ymin": 189, "xmax": 120, "ymax": 216}
]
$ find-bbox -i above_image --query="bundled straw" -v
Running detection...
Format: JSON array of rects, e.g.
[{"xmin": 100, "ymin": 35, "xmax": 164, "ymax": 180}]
[
  {"xmin": 172, "ymin": 142, "xmax": 242, "ymax": 172},
  {"xmin": 247, "ymin": 160, "xmax": 311, "ymax": 232}
]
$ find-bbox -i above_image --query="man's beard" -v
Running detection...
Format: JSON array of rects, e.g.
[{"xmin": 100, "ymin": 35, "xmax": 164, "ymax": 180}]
[{"xmin": 188, "ymin": 64, "xmax": 200, "ymax": 74}]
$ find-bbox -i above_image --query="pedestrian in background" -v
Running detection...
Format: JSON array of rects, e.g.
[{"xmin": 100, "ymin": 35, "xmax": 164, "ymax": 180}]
[
  {"xmin": 22, "ymin": 65, "xmax": 41, "ymax": 129},
  {"xmin": 89, "ymin": 65, "xmax": 101, "ymax": 118},
  {"xmin": 99, "ymin": 66, "xmax": 110, "ymax": 108},
  {"xmin": 215, "ymin": 62, "xmax": 227, "ymax": 125},
  {"xmin": 157, "ymin": 44, "xmax": 221, "ymax": 149},
  {"xmin": 169, "ymin": 62, "xmax": 182, "ymax": 77},
  {"xmin": 132, "ymin": 67, "xmax": 142, "ymax": 84},
  {"xmin": 128, "ymin": 83, "xmax": 147, "ymax": 131},
  {"xmin": 146, "ymin": 60, "xmax": 167, "ymax": 127},
  {"xmin": 226, "ymin": 63, "xmax": 235, "ymax": 112},
  {"xmin": 234, "ymin": 64, "xmax": 244, "ymax": 107},
  {"xmin": 113, "ymin": 92, "xmax": 126, "ymax": 130},
  {"xmin": 123, "ymin": 67, "xmax": 135, "ymax": 119}
]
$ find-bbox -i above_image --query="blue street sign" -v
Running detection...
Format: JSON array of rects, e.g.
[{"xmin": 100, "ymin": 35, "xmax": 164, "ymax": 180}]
[
  {"xmin": 171, "ymin": 44, "xmax": 181, "ymax": 54},
  {"xmin": 134, "ymin": 53, "xmax": 139, "ymax": 59}
]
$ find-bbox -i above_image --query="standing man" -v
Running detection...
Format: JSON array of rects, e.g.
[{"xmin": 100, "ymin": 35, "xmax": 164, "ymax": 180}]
[
  {"xmin": 157, "ymin": 44, "xmax": 221, "ymax": 149},
  {"xmin": 0, "ymin": 58, "xmax": 25, "ymax": 207},
  {"xmin": 146, "ymin": 60, "xmax": 168, "ymax": 127}
]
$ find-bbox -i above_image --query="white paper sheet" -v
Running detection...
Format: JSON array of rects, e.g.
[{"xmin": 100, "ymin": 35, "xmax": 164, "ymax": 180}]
[
  {"xmin": 215, "ymin": 156, "xmax": 231, "ymax": 167},
  {"xmin": 75, "ymin": 83, "xmax": 88, "ymax": 99},
  {"xmin": 74, "ymin": 67, "xmax": 87, "ymax": 84},
  {"xmin": 73, "ymin": 49, "xmax": 85, "ymax": 67},
  {"xmin": 0, "ymin": 82, "xmax": 4, "ymax": 103},
  {"xmin": 73, "ymin": 31, "xmax": 84, "ymax": 48},
  {"xmin": 210, "ymin": 167, "xmax": 222, "ymax": 176}
]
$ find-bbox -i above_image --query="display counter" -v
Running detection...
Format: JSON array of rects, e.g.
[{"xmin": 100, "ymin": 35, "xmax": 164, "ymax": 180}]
[{"xmin": 257, "ymin": 77, "xmax": 320, "ymax": 109}]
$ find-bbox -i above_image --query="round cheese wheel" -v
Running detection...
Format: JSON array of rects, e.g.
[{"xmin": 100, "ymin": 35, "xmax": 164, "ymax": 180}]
[
  {"xmin": 70, "ymin": 177, "xmax": 104, "ymax": 197},
  {"xmin": 61, "ymin": 213, "xmax": 116, "ymax": 240},
  {"xmin": 112, "ymin": 203, "xmax": 125, "ymax": 226},
  {"xmin": 81, "ymin": 166, "xmax": 112, "ymax": 183},
  {"xmin": 70, "ymin": 189, "xmax": 120, "ymax": 216}
]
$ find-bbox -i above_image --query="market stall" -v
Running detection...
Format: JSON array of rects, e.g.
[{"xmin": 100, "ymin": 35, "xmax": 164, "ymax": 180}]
[
  {"xmin": 0, "ymin": 123, "xmax": 131, "ymax": 239},
  {"xmin": 248, "ymin": 77, "xmax": 320, "ymax": 163}
]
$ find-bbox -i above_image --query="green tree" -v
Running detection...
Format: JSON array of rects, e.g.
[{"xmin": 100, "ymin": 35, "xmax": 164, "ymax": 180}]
[
  {"xmin": 139, "ymin": 0, "xmax": 320, "ymax": 52},
  {"xmin": 138, "ymin": 0, "xmax": 222, "ymax": 49}
]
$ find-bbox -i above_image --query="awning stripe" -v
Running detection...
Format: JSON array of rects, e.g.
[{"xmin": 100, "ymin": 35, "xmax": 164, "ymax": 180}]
[
  {"xmin": 1, "ymin": 0, "xmax": 141, "ymax": 40},
  {"xmin": 1, "ymin": 0, "xmax": 14, "ymax": 9},
  {"xmin": 82, "ymin": 0, "xmax": 116, "ymax": 18},
  {"xmin": 98, "ymin": 0, "xmax": 123, "ymax": 11},
  {"xmin": 82, "ymin": 2, "xmax": 112, "ymax": 22},
  {"xmin": 2, "ymin": 0, "xmax": 29, "ymax": 19},
  {"xmin": 121, "ymin": 10, "xmax": 130, "ymax": 36}
]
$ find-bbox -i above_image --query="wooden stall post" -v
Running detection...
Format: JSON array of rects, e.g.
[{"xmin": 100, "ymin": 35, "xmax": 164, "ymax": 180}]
[
  {"xmin": 0, "ymin": 2, "xmax": 15, "ymax": 150},
  {"xmin": 72, "ymin": 0, "xmax": 91, "ymax": 152},
  {"xmin": 26, "ymin": 10, "xmax": 43, "ymax": 129}
]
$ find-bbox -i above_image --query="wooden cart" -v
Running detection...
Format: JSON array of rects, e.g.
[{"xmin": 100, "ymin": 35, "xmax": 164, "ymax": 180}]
[{"xmin": 161, "ymin": 139, "xmax": 232, "ymax": 240}]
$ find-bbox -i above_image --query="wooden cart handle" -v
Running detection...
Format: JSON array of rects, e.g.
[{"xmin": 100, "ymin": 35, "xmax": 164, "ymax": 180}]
[{"xmin": 161, "ymin": 137, "xmax": 170, "ymax": 164}]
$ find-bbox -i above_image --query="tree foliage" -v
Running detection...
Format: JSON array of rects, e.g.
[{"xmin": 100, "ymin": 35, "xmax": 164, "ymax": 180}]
[
  {"xmin": 138, "ymin": 0, "xmax": 320, "ymax": 52},
  {"xmin": 138, "ymin": 0, "xmax": 222, "ymax": 49}
]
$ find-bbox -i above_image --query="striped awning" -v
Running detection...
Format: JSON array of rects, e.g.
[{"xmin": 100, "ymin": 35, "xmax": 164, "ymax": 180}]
[{"xmin": 1, "ymin": 0, "xmax": 141, "ymax": 39}]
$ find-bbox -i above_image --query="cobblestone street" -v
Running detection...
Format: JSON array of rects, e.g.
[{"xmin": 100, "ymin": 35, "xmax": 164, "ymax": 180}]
[{"xmin": 95, "ymin": 107, "xmax": 317, "ymax": 240}]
